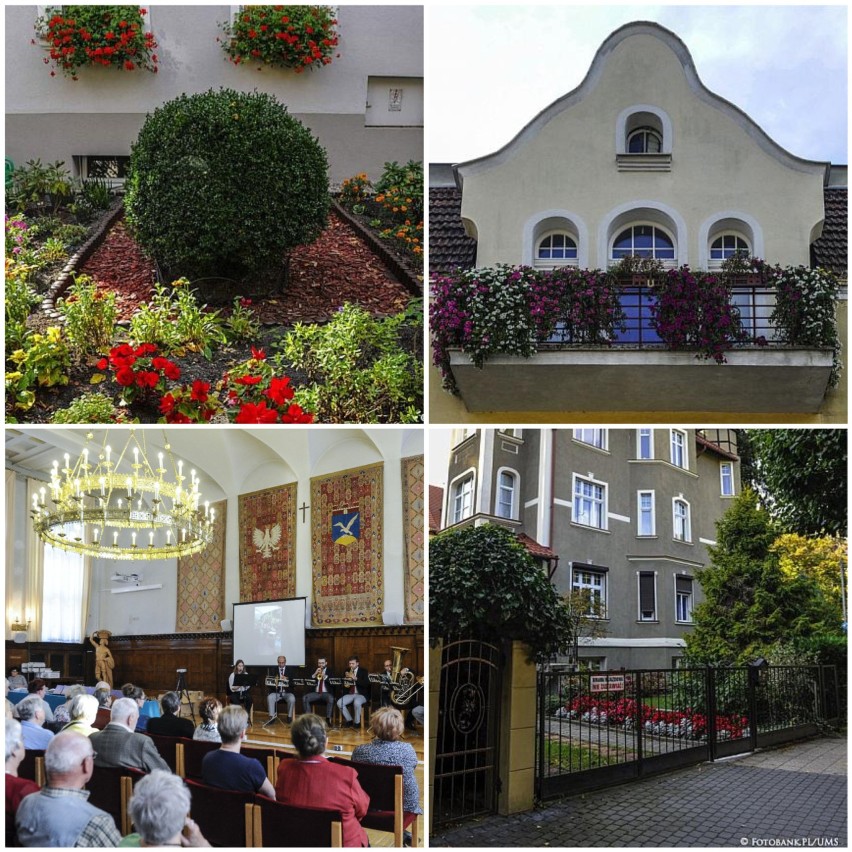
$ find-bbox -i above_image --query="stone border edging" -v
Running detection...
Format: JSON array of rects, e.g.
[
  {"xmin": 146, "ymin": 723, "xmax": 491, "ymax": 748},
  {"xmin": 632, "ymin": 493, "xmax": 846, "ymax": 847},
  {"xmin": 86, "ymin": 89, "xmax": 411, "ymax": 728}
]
[
  {"xmin": 330, "ymin": 198, "xmax": 423, "ymax": 298},
  {"xmin": 39, "ymin": 198, "xmax": 127, "ymax": 320}
]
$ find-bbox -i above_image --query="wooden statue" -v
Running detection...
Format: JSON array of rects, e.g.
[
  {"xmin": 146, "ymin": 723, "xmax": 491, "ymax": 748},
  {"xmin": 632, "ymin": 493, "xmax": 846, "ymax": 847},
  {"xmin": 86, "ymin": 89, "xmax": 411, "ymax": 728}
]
[{"xmin": 90, "ymin": 630, "xmax": 115, "ymax": 688}]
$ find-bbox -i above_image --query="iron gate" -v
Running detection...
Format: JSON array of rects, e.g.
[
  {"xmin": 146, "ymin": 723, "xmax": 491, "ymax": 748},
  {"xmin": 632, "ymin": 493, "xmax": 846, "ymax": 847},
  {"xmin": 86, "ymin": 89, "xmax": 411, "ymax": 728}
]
[
  {"xmin": 536, "ymin": 665, "xmax": 837, "ymax": 800},
  {"xmin": 433, "ymin": 638, "xmax": 503, "ymax": 826}
]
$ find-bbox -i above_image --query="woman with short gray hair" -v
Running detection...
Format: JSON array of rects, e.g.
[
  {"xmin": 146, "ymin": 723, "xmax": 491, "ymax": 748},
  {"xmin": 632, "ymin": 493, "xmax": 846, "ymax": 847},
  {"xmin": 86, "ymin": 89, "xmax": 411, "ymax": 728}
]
[
  {"xmin": 123, "ymin": 770, "xmax": 209, "ymax": 847},
  {"xmin": 53, "ymin": 685, "xmax": 86, "ymax": 727},
  {"xmin": 62, "ymin": 694, "xmax": 99, "ymax": 737}
]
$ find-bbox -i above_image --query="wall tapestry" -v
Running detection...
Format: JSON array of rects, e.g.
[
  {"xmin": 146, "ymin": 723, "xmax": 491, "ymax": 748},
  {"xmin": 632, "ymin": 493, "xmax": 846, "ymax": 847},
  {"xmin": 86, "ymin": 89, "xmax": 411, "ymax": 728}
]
[
  {"xmin": 238, "ymin": 483, "xmax": 297, "ymax": 602},
  {"xmin": 311, "ymin": 462, "xmax": 383, "ymax": 626},
  {"xmin": 401, "ymin": 455, "xmax": 425, "ymax": 622},
  {"xmin": 176, "ymin": 500, "xmax": 226, "ymax": 632}
]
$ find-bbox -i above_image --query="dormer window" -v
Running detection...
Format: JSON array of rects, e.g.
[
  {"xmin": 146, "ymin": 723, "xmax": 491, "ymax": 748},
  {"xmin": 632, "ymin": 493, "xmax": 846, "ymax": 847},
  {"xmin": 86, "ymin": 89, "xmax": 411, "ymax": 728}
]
[
  {"xmin": 536, "ymin": 232, "xmax": 578, "ymax": 267},
  {"xmin": 710, "ymin": 234, "xmax": 750, "ymax": 261},
  {"xmin": 611, "ymin": 225, "xmax": 675, "ymax": 261},
  {"xmin": 627, "ymin": 126, "xmax": 662, "ymax": 154}
]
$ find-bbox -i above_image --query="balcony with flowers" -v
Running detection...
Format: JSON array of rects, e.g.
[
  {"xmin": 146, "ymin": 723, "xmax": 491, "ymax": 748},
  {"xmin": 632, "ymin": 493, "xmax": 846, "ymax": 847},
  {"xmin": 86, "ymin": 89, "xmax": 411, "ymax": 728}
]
[{"xmin": 430, "ymin": 256, "xmax": 840, "ymax": 414}]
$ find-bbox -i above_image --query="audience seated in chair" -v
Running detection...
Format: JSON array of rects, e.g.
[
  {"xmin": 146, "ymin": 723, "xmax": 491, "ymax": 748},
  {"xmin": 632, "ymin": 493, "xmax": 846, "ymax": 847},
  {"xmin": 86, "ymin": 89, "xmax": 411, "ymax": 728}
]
[
  {"xmin": 193, "ymin": 698, "xmax": 222, "ymax": 743},
  {"xmin": 121, "ymin": 684, "xmax": 150, "ymax": 733},
  {"xmin": 52, "ymin": 685, "xmax": 86, "ymax": 729},
  {"xmin": 16, "ymin": 696, "xmax": 54, "ymax": 751},
  {"xmin": 147, "ymin": 691, "xmax": 195, "ymax": 739},
  {"xmin": 93, "ymin": 688, "xmax": 112, "ymax": 730},
  {"xmin": 61, "ymin": 694, "xmax": 99, "ymax": 738},
  {"xmin": 15, "ymin": 731, "xmax": 121, "ymax": 847},
  {"xmin": 201, "ymin": 705, "xmax": 275, "ymax": 798},
  {"xmin": 275, "ymin": 713, "xmax": 370, "ymax": 848},
  {"xmin": 90, "ymin": 697, "xmax": 170, "ymax": 774},
  {"xmin": 27, "ymin": 680, "xmax": 57, "ymax": 730},
  {"xmin": 121, "ymin": 769, "xmax": 209, "ymax": 847},
  {"xmin": 6, "ymin": 719, "xmax": 40, "ymax": 847}
]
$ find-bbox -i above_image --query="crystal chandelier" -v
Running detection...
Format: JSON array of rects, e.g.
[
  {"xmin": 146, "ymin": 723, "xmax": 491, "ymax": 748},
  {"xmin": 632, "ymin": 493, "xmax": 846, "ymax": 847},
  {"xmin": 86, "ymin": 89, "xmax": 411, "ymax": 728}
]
[{"xmin": 30, "ymin": 431, "xmax": 215, "ymax": 561}]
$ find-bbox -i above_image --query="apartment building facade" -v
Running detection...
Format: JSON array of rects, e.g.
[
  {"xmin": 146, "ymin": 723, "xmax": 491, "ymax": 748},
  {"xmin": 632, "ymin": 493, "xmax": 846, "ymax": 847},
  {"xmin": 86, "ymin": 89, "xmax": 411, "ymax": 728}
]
[{"xmin": 440, "ymin": 427, "xmax": 741, "ymax": 670}]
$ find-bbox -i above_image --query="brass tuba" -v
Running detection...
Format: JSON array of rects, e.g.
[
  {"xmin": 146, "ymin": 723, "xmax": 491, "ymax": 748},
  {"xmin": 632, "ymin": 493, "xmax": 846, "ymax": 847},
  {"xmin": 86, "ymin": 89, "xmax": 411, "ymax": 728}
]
[{"xmin": 389, "ymin": 646, "xmax": 423, "ymax": 706}]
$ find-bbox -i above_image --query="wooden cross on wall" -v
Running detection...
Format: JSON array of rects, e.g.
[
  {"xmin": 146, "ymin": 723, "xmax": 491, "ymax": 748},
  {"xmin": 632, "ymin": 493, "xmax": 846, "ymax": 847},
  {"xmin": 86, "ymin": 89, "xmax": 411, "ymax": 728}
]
[{"xmin": 299, "ymin": 502, "xmax": 310, "ymax": 523}]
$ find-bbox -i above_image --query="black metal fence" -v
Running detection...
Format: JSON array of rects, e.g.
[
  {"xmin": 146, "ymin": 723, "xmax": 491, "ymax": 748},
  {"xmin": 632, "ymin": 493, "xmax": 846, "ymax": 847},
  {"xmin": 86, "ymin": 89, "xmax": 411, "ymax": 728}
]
[{"xmin": 536, "ymin": 665, "xmax": 840, "ymax": 800}]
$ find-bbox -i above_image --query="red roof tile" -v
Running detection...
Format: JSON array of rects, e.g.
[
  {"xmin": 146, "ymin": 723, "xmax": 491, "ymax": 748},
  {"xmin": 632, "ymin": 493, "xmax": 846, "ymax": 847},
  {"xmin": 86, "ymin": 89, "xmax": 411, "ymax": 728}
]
[{"xmin": 517, "ymin": 532, "xmax": 557, "ymax": 560}]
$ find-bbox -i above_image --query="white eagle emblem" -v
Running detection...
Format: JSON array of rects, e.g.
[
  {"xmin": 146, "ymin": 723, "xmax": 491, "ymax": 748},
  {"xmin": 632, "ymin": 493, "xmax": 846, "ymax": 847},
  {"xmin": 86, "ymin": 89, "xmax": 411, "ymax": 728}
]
[{"xmin": 253, "ymin": 524, "xmax": 282, "ymax": 559}]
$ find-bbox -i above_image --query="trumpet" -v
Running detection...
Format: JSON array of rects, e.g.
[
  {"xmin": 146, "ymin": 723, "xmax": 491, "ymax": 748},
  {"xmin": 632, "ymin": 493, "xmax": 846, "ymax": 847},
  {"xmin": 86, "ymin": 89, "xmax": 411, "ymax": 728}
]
[
  {"xmin": 313, "ymin": 667, "xmax": 326, "ymax": 680},
  {"xmin": 343, "ymin": 667, "xmax": 357, "ymax": 687}
]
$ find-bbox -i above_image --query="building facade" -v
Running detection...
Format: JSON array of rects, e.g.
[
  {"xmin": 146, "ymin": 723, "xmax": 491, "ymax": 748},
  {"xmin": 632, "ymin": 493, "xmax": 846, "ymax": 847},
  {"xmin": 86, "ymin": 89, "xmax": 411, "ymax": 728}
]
[
  {"xmin": 439, "ymin": 428, "xmax": 741, "ymax": 670},
  {"xmin": 429, "ymin": 21, "xmax": 846, "ymax": 423},
  {"xmin": 5, "ymin": 5, "xmax": 423, "ymax": 183}
]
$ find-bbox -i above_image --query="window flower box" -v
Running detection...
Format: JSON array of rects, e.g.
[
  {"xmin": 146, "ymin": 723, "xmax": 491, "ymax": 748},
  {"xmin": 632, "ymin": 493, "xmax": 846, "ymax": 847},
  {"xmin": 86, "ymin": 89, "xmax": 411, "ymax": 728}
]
[
  {"xmin": 34, "ymin": 6, "xmax": 157, "ymax": 79},
  {"xmin": 219, "ymin": 5, "xmax": 339, "ymax": 73}
]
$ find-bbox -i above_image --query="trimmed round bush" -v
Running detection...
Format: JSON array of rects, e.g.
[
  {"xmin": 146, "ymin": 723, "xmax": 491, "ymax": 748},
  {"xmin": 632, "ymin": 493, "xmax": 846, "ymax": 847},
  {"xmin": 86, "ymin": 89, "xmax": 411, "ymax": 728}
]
[{"xmin": 125, "ymin": 88, "xmax": 329, "ymax": 281}]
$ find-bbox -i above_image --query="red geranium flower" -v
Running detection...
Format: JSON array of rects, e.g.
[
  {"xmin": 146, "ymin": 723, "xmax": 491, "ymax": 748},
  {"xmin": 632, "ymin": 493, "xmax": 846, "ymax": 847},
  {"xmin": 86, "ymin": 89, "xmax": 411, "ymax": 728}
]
[
  {"xmin": 135, "ymin": 342, "xmax": 157, "ymax": 357},
  {"xmin": 235, "ymin": 401, "xmax": 278, "ymax": 424},
  {"xmin": 251, "ymin": 346, "xmax": 266, "ymax": 361},
  {"xmin": 166, "ymin": 412, "xmax": 192, "ymax": 424},
  {"xmin": 281, "ymin": 404, "xmax": 314, "ymax": 423},
  {"xmin": 159, "ymin": 393, "xmax": 176, "ymax": 414},
  {"xmin": 190, "ymin": 380, "xmax": 210, "ymax": 403},
  {"xmin": 136, "ymin": 371, "xmax": 160, "ymax": 389},
  {"xmin": 234, "ymin": 375, "xmax": 263, "ymax": 386},
  {"xmin": 115, "ymin": 367, "xmax": 136, "ymax": 387},
  {"xmin": 265, "ymin": 376, "xmax": 294, "ymax": 406},
  {"xmin": 96, "ymin": 358, "xmax": 108, "ymax": 370},
  {"xmin": 163, "ymin": 362, "xmax": 181, "ymax": 381}
]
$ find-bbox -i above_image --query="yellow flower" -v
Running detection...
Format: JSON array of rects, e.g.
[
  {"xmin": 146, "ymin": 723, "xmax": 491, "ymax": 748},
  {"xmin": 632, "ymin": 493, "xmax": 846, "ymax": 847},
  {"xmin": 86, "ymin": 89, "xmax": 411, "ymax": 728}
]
[{"xmin": 10, "ymin": 349, "xmax": 27, "ymax": 365}]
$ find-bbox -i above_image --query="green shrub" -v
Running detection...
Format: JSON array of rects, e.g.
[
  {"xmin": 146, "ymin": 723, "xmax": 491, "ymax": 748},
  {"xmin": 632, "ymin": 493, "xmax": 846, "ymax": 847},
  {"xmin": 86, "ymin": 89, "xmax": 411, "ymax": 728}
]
[
  {"xmin": 280, "ymin": 302, "xmax": 422, "ymax": 423},
  {"xmin": 50, "ymin": 391, "xmax": 131, "ymax": 424},
  {"xmin": 125, "ymin": 88, "xmax": 329, "ymax": 280},
  {"xmin": 78, "ymin": 178, "xmax": 113, "ymax": 210},
  {"xmin": 8, "ymin": 159, "xmax": 73, "ymax": 214},
  {"xmin": 129, "ymin": 280, "xmax": 227, "ymax": 358},
  {"xmin": 6, "ymin": 327, "xmax": 71, "ymax": 410},
  {"xmin": 5, "ymin": 274, "xmax": 39, "ymax": 351},
  {"xmin": 57, "ymin": 275, "xmax": 117, "ymax": 358},
  {"xmin": 224, "ymin": 297, "xmax": 261, "ymax": 343}
]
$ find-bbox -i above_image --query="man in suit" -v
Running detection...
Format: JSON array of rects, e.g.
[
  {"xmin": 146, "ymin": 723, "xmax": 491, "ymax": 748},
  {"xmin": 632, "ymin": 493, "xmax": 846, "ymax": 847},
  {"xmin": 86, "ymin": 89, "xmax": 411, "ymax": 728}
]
[
  {"xmin": 265, "ymin": 656, "xmax": 296, "ymax": 724},
  {"xmin": 336, "ymin": 656, "xmax": 371, "ymax": 728},
  {"xmin": 146, "ymin": 692, "xmax": 195, "ymax": 739},
  {"xmin": 302, "ymin": 657, "xmax": 335, "ymax": 723},
  {"xmin": 90, "ymin": 697, "xmax": 169, "ymax": 773}
]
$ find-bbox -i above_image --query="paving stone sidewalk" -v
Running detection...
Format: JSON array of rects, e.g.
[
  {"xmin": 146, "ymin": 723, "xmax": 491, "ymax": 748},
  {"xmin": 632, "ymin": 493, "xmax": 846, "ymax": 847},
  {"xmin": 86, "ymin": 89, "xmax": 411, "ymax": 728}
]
[{"xmin": 431, "ymin": 737, "xmax": 847, "ymax": 847}]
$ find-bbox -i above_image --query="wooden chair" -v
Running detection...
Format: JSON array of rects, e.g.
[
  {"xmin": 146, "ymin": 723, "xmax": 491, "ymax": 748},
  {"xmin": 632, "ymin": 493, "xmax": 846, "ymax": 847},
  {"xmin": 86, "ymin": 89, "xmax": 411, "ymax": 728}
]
[
  {"xmin": 182, "ymin": 738, "xmax": 220, "ymax": 782},
  {"xmin": 18, "ymin": 750, "xmax": 45, "ymax": 788},
  {"xmin": 251, "ymin": 796, "xmax": 342, "ymax": 847},
  {"xmin": 86, "ymin": 765, "xmax": 131, "ymax": 835},
  {"xmin": 185, "ymin": 779, "xmax": 254, "ymax": 847},
  {"xmin": 242, "ymin": 745, "xmax": 277, "ymax": 786},
  {"xmin": 330, "ymin": 757, "xmax": 419, "ymax": 847},
  {"xmin": 144, "ymin": 733, "xmax": 186, "ymax": 776}
]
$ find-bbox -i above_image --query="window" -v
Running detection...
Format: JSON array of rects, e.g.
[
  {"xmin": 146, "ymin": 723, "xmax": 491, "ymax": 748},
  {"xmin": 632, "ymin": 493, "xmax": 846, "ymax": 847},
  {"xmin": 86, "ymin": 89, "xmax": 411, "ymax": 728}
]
[
  {"xmin": 611, "ymin": 225, "xmax": 675, "ymax": 261},
  {"xmin": 572, "ymin": 475, "xmax": 607, "ymax": 530},
  {"xmin": 710, "ymin": 233, "xmax": 750, "ymax": 262},
  {"xmin": 573, "ymin": 429, "xmax": 607, "ymax": 450},
  {"xmin": 670, "ymin": 429, "xmax": 687, "ymax": 469},
  {"xmin": 572, "ymin": 565, "xmax": 607, "ymax": 616},
  {"xmin": 638, "ymin": 572, "xmax": 657, "ymax": 621},
  {"xmin": 78, "ymin": 155, "xmax": 131, "ymax": 183},
  {"xmin": 637, "ymin": 428, "xmax": 654, "ymax": 460},
  {"xmin": 495, "ymin": 470, "xmax": 517, "ymax": 519},
  {"xmin": 627, "ymin": 126, "xmax": 662, "ymax": 154},
  {"xmin": 42, "ymin": 524, "xmax": 86, "ymax": 643},
  {"xmin": 637, "ymin": 490, "xmax": 655, "ymax": 536},
  {"xmin": 720, "ymin": 462, "xmax": 734, "ymax": 496},
  {"xmin": 676, "ymin": 576, "xmax": 694, "ymax": 622},
  {"xmin": 578, "ymin": 657, "xmax": 606, "ymax": 671},
  {"xmin": 536, "ymin": 232, "xmax": 578, "ymax": 267},
  {"xmin": 673, "ymin": 498, "xmax": 691, "ymax": 542},
  {"xmin": 452, "ymin": 474, "xmax": 474, "ymax": 523},
  {"xmin": 498, "ymin": 428, "xmax": 522, "ymax": 439}
]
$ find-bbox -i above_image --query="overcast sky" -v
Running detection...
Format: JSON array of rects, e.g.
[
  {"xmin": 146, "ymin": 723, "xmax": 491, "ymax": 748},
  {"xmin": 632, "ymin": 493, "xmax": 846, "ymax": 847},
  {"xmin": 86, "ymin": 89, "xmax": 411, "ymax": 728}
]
[{"xmin": 427, "ymin": 4, "xmax": 848, "ymax": 165}]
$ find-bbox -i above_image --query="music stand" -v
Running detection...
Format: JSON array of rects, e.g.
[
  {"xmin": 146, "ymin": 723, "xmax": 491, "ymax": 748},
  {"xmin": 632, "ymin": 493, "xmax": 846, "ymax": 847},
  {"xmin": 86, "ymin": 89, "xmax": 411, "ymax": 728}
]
[
  {"xmin": 176, "ymin": 668, "xmax": 195, "ymax": 722},
  {"xmin": 263, "ymin": 673, "xmax": 289, "ymax": 730}
]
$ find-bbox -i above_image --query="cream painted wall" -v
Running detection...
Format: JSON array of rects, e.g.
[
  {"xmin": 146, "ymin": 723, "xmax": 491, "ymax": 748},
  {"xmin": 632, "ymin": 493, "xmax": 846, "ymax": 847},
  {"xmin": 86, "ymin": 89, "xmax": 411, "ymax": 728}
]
[
  {"xmin": 457, "ymin": 26, "xmax": 826, "ymax": 271},
  {"xmin": 8, "ymin": 430, "xmax": 424, "ymax": 638}
]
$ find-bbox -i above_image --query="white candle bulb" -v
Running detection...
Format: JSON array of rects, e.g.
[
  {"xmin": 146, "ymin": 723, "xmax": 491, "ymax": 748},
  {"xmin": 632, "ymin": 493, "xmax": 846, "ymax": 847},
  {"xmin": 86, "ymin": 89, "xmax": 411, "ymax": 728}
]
[
  {"xmin": 167, "ymin": 530, "xmax": 172, "ymax": 544},
  {"xmin": 106, "ymin": 446, "xmax": 111, "ymax": 464},
  {"xmin": 158, "ymin": 452, "xmax": 163, "ymax": 468},
  {"xmin": 83, "ymin": 449, "xmax": 89, "ymax": 466},
  {"xmin": 178, "ymin": 460, "xmax": 183, "ymax": 477},
  {"xmin": 99, "ymin": 477, "xmax": 105, "ymax": 496},
  {"xmin": 149, "ymin": 532, "xmax": 154, "ymax": 546},
  {"xmin": 134, "ymin": 447, "xmax": 139, "ymax": 465},
  {"xmin": 126, "ymin": 477, "xmax": 132, "ymax": 498},
  {"xmin": 94, "ymin": 528, "xmax": 100, "ymax": 542},
  {"xmin": 113, "ymin": 531, "xmax": 118, "ymax": 545},
  {"xmin": 132, "ymin": 532, "xmax": 137, "ymax": 546}
]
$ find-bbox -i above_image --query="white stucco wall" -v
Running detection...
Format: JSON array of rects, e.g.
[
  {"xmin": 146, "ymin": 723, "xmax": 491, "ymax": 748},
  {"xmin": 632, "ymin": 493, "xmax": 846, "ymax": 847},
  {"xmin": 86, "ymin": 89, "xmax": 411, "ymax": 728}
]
[{"xmin": 457, "ymin": 24, "xmax": 826, "ymax": 270}]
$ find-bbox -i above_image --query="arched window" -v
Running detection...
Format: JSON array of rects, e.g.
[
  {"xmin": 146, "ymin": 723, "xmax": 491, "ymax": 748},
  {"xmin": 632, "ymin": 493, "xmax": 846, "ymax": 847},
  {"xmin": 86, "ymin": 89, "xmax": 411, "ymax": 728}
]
[
  {"xmin": 495, "ymin": 469, "xmax": 518, "ymax": 520},
  {"xmin": 673, "ymin": 498, "xmax": 691, "ymax": 542},
  {"xmin": 611, "ymin": 224, "xmax": 675, "ymax": 262},
  {"xmin": 450, "ymin": 473, "xmax": 474, "ymax": 524},
  {"xmin": 536, "ymin": 232, "xmax": 578, "ymax": 267},
  {"xmin": 627, "ymin": 126, "xmax": 662, "ymax": 154},
  {"xmin": 710, "ymin": 233, "xmax": 750, "ymax": 263}
]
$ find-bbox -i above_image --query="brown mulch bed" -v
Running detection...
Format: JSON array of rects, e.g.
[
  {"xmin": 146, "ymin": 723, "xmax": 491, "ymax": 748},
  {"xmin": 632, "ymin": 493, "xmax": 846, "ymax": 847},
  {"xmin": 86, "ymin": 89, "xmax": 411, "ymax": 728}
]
[{"xmin": 77, "ymin": 211, "xmax": 415, "ymax": 323}]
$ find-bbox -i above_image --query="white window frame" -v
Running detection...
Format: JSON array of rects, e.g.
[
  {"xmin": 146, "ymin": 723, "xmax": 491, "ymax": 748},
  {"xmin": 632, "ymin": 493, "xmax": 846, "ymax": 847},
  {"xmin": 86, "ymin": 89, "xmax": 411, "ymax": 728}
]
[
  {"xmin": 497, "ymin": 428, "xmax": 523, "ymax": 439},
  {"xmin": 636, "ymin": 427, "xmax": 654, "ymax": 460},
  {"xmin": 534, "ymin": 231, "xmax": 579, "ymax": 268},
  {"xmin": 578, "ymin": 657, "xmax": 606, "ymax": 672},
  {"xmin": 637, "ymin": 490, "xmax": 656, "ymax": 537},
  {"xmin": 637, "ymin": 571, "xmax": 657, "ymax": 622},
  {"xmin": 572, "ymin": 474, "xmax": 608, "ymax": 531},
  {"xmin": 627, "ymin": 126, "xmax": 663, "ymax": 154},
  {"xmin": 673, "ymin": 497, "xmax": 692, "ymax": 543},
  {"xmin": 494, "ymin": 467, "xmax": 519, "ymax": 521},
  {"xmin": 670, "ymin": 429, "xmax": 688, "ymax": 469},
  {"xmin": 675, "ymin": 575, "xmax": 694, "ymax": 624},
  {"xmin": 448, "ymin": 469, "xmax": 476, "ymax": 524},
  {"xmin": 610, "ymin": 222, "xmax": 677, "ymax": 267},
  {"xmin": 720, "ymin": 462, "xmax": 735, "ymax": 497},
  {"xmin": 573, "ymin": 429, "xmax": 608, "ymax": 451},
  {"xmin": 708, "ymin": 232, "xmax": 751, "ymax": 269},
  {"xmin": 571, "ymin": 564, "xmax": 607, "ymax": 618}
]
